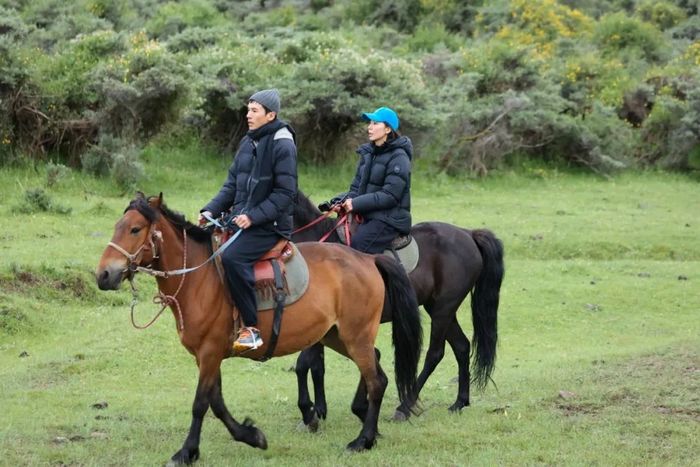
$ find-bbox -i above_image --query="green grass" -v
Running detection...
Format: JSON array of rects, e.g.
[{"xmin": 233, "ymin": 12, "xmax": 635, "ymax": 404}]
[{"xmin": 0, "ymin": 143, "xmax": 698, "ymax": 465}]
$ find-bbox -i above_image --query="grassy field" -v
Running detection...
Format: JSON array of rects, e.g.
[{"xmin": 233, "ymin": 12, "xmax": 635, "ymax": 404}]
[{"xmin": 1, "ymin": 142, "xmax": 698, "ymax": 466}]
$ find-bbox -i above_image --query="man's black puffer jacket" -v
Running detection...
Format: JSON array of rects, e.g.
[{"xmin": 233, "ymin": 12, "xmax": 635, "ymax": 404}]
[{"xmin": 203, "ymin": 120, "xmax": 297, "ymax": 238}]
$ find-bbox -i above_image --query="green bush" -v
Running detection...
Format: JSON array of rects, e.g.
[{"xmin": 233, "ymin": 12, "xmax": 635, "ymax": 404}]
[
  {"xmin": 344, "ymin": 0, "xmax": 424, "ymax": 32},
  {"xmin": 594, "ymin": 12, "xmax": 669, "ymax": 62},
  {"xmin": 16, "ymin": 188, "xmax": 72, "ymax": 214},
  {"xmin": 145, "ymin": 0, "xmax": 225, "ymax": 38},
  {"xmin": 636, "ymin": 0, "xmax": 686, "ymax": 30}
]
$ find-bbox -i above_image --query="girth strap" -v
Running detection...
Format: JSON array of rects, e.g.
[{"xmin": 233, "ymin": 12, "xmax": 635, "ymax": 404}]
[{"xmin": 262, "ymin": 259, "xmax": 286, "ymax": 361}]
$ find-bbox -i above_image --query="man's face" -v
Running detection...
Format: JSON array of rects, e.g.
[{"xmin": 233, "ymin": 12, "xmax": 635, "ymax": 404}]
[{"xmin": 247, "ymin": 101, "xmax": 275, "ymax": 130}]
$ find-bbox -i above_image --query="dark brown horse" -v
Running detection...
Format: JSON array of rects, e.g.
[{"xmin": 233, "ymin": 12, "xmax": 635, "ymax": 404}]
[
  {"xmin": 95, "ymin": 193, "xmax": 422, "ymax": 463},
  {"xmin": 292, "ymin": 191, "xmax": 504, "ymax": 427}
]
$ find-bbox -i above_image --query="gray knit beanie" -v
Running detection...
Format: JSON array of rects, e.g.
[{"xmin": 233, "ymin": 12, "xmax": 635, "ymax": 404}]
[{"xmin": 249, "ymin": 88, "xmax": 280, "ymax": 114}]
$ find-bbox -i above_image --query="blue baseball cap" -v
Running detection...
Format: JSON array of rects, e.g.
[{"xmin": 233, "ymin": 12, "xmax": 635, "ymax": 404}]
[{"xmin": 361, "ymin": 107, "xmax": 399, "ymax": 131}]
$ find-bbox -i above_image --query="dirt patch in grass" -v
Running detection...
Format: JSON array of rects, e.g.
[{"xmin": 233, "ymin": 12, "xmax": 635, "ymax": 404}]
[
  {"xmin": 0, "ymin": 267, "xmax": 97, "ymax": 302},
  {"xmin": 554, "ymin": 347, "xmax": 700, "ymax": 421}
]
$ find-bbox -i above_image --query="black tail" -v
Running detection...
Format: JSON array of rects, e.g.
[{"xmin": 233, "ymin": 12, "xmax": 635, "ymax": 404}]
[
  {"xmin": 374, "ymin": 255, "xmax": 422, "ymax": 406},
  {"xmin": 470, "ymin": 229, "xmax": 504, "ymax": 390}
]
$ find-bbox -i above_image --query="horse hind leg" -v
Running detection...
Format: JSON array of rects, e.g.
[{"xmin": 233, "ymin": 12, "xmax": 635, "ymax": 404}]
[
  {"xmin": 445, "ymin": 318, "xmax": 471, "ymax": 412},
  {"xmin": 350, "ymin": 348, "xmax": 382, "ymax": 423},
  {"xmin": 322, "ymin": 329, "xmax": 387, "ymax": 451},
  {"xmin": 394, "ymin": 303, "xmax": 456, "ymax": 420}
]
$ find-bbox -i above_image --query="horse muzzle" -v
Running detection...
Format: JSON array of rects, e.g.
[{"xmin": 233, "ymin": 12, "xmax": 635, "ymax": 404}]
[{"xmin": 96, "ymin": 263, "xmax": 127, "ymax": 290}]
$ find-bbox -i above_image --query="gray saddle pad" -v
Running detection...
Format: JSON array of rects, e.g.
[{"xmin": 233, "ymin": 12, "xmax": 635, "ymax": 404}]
[
  {"xmin": 256, "ymin": 242, "xmax": 310, "ymax": 310},
  {"xmin": 384, "ymin": 236, "xmax": 419, "ymax": 273}
]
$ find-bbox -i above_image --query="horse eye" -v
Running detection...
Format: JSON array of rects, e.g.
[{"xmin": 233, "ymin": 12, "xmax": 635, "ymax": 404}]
[{"xmin": 130, "ymin": 227, "xmax": 142, "ymax": 235}]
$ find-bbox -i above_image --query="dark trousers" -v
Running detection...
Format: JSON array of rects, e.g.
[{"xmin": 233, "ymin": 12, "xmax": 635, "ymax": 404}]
[
  {"xmin": 350, "ymin": 218, "xmax": 399, "ymax": 254},
  {"xmin": 221, "ymin": 227, "xmax": 281, "ymax": 327}
]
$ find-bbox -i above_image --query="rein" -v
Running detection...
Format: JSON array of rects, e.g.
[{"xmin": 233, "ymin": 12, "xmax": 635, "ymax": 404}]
[{"xmin": 293, "ymin": 210, "xmax": 353, "ymax": 245}]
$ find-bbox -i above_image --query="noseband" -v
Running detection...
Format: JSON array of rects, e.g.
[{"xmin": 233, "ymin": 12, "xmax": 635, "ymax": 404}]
[{"xmin": 107, "ymin": 227, "xmax": 162, "ymax": 274}]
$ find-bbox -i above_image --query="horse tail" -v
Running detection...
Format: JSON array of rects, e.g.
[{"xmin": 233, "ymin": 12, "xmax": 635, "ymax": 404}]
[
  {"xmin": 374, "ymin": 254, "xmax": 422, "ymax": 406},
  {"xmin": 469, "ymin": 228, "xmax": 505, "ymax": 390}
]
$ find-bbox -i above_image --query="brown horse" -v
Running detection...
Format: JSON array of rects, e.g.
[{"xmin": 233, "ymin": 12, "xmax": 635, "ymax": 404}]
[{"xmin": 95, "ymin": 193, "xmax": 422, "ymax": 464}]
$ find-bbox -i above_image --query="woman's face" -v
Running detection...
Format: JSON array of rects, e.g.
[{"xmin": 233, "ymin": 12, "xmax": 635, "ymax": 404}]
[{"xmin": 367, "ymin": 121, "xmax": 391, "ymax": 146}]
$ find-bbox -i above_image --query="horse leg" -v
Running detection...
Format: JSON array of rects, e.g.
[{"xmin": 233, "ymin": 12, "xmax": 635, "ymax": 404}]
[
  {"xmin": 168, "ymin": 377, "xmax": 208, "ymax": 465},
  {"xmin": 169, "ymin": 359, "xmax": 266, "ymax": 465},
  {"xmin": 322, "ymin": 331, "xmax": 387, "ymax": 451},
  {"xmin": 394, "ymin": 305, "xmax": 454, "ymax": 420},
  {"xmin": 350, "ymin": 348, "xmax": 381, "ymax": 423},
  {"xmin": 310, "ymin": 344, "xmax": 328, "ymax": 420},
  {"xmin": 208, "ymin": 370, "xmax": 268, "ymax": 449},
  {"xmin": 295, "ymin": 344, "xmax": 324, "ymax": 432},
  {"xmin": 445, "ymin": 319, "xmax": 471, "ymax": 412}
]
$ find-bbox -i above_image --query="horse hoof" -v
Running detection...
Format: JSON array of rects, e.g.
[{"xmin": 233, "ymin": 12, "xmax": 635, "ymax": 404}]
[
  {"xmin": 392, "ymin": 409, "xmax": 410, "ymax": 422},
  {"xmin": 296, "ymin": 413, "xmax": 320, "ymax": 433},
  {"xmin": 254, "ymin": 428, "xmax": 268, "ymax": 450},
  {"xmin": 448, "ymin": 401, "xmax": 468, "ymax": 413},
  {"xmin": 346, "ymin": 436, "xmax": 375, "ymax": 452},
  {"xmin": 168, "ymin": 447, "xmax": 199, "ymax": 465}
]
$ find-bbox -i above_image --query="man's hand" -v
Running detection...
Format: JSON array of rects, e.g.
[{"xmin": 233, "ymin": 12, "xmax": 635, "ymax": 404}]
[
  {"xmin": 198, "ymin": 211, "xmax": 212, "ymax": 226},
  {"xmin": 234, "ymin": 214, "xmax": 252, "ymax": 229}
]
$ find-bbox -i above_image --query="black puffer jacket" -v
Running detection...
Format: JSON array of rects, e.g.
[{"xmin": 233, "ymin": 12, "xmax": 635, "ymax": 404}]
[
  {"xmin": 203, "ymin": 120, "xmax": 297, "ymax": 237},
  {"xmin": 344, "ymin": 135, "xmax": 412, "ymax": 234}
]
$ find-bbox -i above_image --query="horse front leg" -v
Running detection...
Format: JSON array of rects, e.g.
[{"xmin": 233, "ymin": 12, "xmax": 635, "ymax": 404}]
[
  {"xmin": 168, "ymin": 376, "xmax": 210, "ymax": 465},
  {"xmin": 295, "ymin": 343, "xmax": 325, "ymax": 432}
]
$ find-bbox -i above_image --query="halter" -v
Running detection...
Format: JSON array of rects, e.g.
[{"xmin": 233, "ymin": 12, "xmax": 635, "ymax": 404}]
[{"xmin": 107, "ymin": 226, "xmax": 186, "ymax": 332}]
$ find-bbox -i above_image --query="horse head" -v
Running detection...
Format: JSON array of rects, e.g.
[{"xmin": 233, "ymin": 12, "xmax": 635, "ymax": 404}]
[{"xmin": 95, "ymin": 192, "xmax": 164, "ymax": 290}]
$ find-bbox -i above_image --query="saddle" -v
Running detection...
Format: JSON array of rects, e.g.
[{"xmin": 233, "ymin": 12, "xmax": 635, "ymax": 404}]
[
  {"xmin": 331, "ymin": 212, "xmax": 418, "ymax": 272},
  {"xmin": 253, "ymin": 239, "xmax": 293, "ymax": 296}
]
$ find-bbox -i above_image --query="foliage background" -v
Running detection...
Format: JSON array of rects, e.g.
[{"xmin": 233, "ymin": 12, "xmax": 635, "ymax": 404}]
[{"xmin": 2, "ymin": 0, "xmax": 700, "ymax": 185}]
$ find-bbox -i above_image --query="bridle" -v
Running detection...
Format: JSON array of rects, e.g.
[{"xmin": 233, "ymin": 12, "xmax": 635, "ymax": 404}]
[{"xmin": 107, "ymin": 223, "xmax": 186, "ymax": 332}]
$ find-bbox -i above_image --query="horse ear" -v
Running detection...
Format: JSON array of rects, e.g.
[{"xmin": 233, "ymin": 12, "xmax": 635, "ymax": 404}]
[{"xmin": 148, "ymin": 193, "xmax": 163, "ymax": 208}]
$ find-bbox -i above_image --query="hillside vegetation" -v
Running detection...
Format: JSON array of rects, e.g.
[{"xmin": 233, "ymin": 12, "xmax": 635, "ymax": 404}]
[{"xmin": 2, "ymin": 0, "xmax": 700, "ymax": 189}]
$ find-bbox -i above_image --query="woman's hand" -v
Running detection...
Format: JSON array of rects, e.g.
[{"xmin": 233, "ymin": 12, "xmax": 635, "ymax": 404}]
[{"xmin": 341, "ymin": 198, "xmax": 353, "ymax": 212}]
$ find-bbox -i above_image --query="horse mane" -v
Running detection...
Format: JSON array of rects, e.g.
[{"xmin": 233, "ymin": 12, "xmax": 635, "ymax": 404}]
[
  {"xmin": 126, "ymin": 197, "xmax": 212, "ymax": 245},
  {"xmin": 294, "ymin": 191, "xmax": 336, "ymax": 237}
]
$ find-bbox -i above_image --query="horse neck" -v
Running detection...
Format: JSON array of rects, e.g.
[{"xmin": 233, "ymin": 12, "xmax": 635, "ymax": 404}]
[{"xmin": 152, "ymin": 219, "xmax": 213, "ymax": 296}]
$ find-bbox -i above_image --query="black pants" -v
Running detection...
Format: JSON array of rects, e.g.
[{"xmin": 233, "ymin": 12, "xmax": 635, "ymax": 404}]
[
  {"xmin": 221, "ymin": 227, "xmax": 281, "ymax": 327},
  {"xmin": 350, "ymin": 219, "xmax": 400, "ymax": 254}
]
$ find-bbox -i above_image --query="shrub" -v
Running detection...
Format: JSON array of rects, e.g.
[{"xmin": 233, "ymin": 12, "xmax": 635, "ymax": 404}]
[
  {"xmin": 145, "ymin": 0, "xmax": 225, "ymax": 38},
  {"xmin": 636, "ymin": 0, "xmax": 686, "ymax": 30},
  {"xmin": 17, "ymin": 188, "xmax": 72, "ymax": 214},
  {"xmin": 88, "ymin": 32, "xmax": 188, "ymax": 138},
  {"xmin": 435, "ymin": 87, "xmax": 631, "ymax": 176},
  {"xmin": 343, "ymin": 0, "xmax": 424, "ymax": 32},
  {"xmin": 45, "ymin": 162, "xmax": 71, "ymax": 187},
  {"xmin": 81, "ymin": 133, "xmax": 144, "ymax": 189},
  {"xmin": 593, "ymin": 12, "xmax": 669, "ymax": 62}
]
